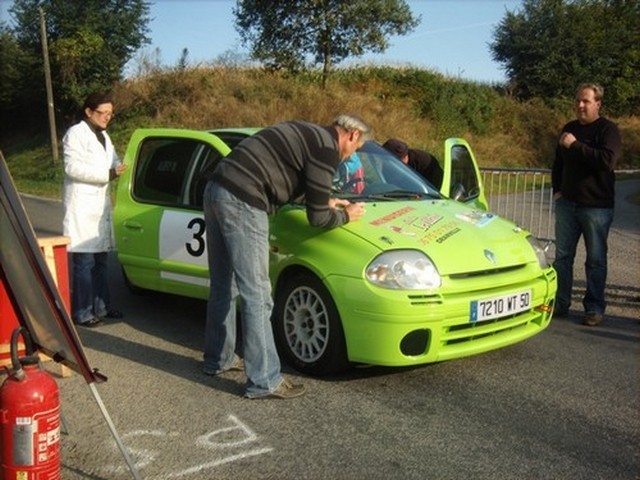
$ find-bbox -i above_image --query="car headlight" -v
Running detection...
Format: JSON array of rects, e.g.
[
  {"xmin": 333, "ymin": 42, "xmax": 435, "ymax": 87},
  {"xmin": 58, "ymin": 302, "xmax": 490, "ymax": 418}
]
[
  {"xmin": 366, "ymin": 250, "xmax": 441, "ymax": 290},
  {"xmin": 527, "ymin": 235, "xmax": 550, "ymax": 269}
]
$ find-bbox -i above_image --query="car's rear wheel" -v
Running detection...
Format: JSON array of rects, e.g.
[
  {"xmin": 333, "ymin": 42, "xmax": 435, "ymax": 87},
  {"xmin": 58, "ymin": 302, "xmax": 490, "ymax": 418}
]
[{"xmin": 273, "ymin": 272, "xmax": 350, "ymax": 376}]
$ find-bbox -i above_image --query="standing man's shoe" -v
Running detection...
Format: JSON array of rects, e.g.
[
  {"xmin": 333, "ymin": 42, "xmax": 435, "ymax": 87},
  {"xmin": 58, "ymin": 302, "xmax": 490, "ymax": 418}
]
[
  {"xmin": 245, "ymin": 377, "xmax": 306, "ymax": 399},
  {"xmin": 203, "ymin": 357, "xmax": 244, "ymax": 375},
  {"xmin": 583, "ymin": 312, "xmax": 603, "ymax": 326}
]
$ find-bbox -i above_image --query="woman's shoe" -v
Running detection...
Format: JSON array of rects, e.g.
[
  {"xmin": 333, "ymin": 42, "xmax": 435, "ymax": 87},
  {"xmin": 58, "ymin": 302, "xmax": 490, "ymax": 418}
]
[
  {"xmin": 103, "ymin": 309, "xmax": 124, "ymax": 319},
  {"xmin": 78, "ymin": 317, "xmax": 103, "ymax": 328}
]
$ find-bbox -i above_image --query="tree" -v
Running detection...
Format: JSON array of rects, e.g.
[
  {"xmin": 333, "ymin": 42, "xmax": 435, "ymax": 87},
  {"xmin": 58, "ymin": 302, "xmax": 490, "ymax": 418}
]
[
  {"xmin": 8, "ymin": 0, "xmax": 151, "ymax": 125},
  {"xmin": 234, "ymin": 0, "xmax": 420, "ymax": 87},
  {"xmin": 0, "ymin": 27, "xmax": 23, "ymax": 108},
  {"xmin": 0, "ymin": 23, "xmax": 44, "ymax": 133},
  {"xmin": 490, "ymin": 0, "xmax": 640, "ymax": 115}
]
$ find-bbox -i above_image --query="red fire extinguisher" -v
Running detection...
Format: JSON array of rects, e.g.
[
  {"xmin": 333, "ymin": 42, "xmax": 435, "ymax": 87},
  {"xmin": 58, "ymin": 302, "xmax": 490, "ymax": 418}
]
[{"xmin": 0, "ymin": 327, "xmax": 61, "ymax": 480}]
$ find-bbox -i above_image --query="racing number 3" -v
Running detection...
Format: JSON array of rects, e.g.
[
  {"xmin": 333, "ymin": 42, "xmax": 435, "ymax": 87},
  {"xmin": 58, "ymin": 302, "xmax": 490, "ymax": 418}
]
[{"xmin": 186, "ymin": 218, "xmax": 206, "ymax": 257}]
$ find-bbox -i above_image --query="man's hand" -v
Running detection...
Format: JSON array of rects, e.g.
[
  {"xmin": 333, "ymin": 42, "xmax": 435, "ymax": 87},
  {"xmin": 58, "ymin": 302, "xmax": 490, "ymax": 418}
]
[
  {"xmin": 559, "ymin": 132, "xmax": 576, "ymax": 148},
  {"xmin": 329, "ymin": 198, "xmax": 349, "ymax": 210},
  {"xmin": 344, "ymin": 202, "xmax": 365, "ymax": 221},
  {"xmin": 329, "ymin": 198, "xmax": 365, "ymax": 222}
]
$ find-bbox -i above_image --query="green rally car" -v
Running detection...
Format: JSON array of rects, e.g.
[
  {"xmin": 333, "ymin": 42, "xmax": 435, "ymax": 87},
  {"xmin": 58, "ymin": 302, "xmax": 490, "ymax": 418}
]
[{"xmin": 113, "ymin": 128, "xmax": 557, "ymax": 375}]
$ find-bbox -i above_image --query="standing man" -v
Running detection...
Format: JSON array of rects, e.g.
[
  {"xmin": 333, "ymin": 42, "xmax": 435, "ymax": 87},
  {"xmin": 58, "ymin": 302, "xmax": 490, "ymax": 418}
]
[
  {"xmin": 202, "ymin": 114, "xmax": 372, "ymax": 399},
  {"xmin": 382, "ymin": 138, "xmax": 444, "ymax": 189},
  {"xmin": 63, "ymin": 92, "xmax": 127, "ymax": 328},
  {"xmin": 552, "ymin": 83, "xmax": 621, "ymax": 326}
]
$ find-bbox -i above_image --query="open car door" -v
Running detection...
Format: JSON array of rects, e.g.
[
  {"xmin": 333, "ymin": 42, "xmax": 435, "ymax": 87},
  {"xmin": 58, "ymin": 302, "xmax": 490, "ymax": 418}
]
[{"xmin": 440, "ymin": 138, "xmax": 488, "ymax": 211}]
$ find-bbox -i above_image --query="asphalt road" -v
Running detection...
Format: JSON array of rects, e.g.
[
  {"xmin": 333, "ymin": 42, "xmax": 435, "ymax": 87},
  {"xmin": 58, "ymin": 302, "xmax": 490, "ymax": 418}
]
[{"xmin": 11, "ymin": 180, "xmax": 640, "ymax": 480}]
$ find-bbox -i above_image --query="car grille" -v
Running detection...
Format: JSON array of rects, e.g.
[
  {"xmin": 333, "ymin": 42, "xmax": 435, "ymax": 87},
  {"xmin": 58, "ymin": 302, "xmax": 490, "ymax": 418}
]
[{"xmin": 444, "ymin": 310, "xmax": 536, "ymax": 345}]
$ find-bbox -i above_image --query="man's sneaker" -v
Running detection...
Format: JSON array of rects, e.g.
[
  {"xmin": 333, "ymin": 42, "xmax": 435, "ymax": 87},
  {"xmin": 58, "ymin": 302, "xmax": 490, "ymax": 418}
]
[
  {"xmin": 203, "ymin": 357, "xmax": 244, "ymax": 376},
  {"xmin": 583, "ymin": 312, "xmax": 603, "ymax": 326},
  {"xmin": 247, "ymin": 377, "xmax": 306, "ymax": 399}
]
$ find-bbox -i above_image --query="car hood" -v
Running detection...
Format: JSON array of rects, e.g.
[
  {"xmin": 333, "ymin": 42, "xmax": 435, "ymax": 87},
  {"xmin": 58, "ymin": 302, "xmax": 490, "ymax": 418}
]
[{"xmin": 340, "ymin": 199, "xmax": 533, "ymax": 275}]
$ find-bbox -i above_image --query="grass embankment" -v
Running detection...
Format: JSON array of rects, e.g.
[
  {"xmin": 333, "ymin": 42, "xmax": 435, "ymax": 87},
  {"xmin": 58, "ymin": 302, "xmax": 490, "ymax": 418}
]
[{"xmin": 3, "ymin": 65, "xmax": 639, "ymax": 199}]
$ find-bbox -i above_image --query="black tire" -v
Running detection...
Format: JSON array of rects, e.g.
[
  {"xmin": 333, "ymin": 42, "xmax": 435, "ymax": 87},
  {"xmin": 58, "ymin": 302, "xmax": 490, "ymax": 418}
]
[{"xmin": 272, "ymin": 272, "xmax": 350, "ymax": 376}]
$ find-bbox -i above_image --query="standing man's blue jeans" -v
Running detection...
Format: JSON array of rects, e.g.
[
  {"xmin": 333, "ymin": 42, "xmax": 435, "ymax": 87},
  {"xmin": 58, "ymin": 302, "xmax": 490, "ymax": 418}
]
[
  {"xmin": 202, "ymin": 182, "xmax": 282, "ymax": 398},
  {"xmin": 553, "ymin": 198, "xmax": 614, "ymax": 315},
  {"xmin": 70, "ymin": 251, "xmax": 110, "ymax": 323}
]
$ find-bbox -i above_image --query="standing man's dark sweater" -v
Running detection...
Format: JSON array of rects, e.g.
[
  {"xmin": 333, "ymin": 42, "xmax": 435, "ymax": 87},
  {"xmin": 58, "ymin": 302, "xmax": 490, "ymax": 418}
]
[{"xmin": 552, "ymin": 116, "xmax": 621, "ymax": 208}]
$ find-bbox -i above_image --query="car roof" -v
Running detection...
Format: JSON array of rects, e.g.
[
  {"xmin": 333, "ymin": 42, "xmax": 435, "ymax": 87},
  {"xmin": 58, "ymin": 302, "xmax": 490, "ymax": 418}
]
[{"xmin": 208, "ymin": 127, "xmax": 261, "ymax": 136}]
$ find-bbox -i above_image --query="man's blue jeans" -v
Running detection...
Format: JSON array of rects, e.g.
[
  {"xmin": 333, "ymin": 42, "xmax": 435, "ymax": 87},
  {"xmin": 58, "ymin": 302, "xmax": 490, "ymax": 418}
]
[
  {"xmin": 553, "ymin": 198, "xmax": 614, "ymax": 315},
  {"xmin": 202, "ymin": 182, "xmax": 282, "ymax": 398},
  {"xmin": 70, "ymin": 252, "xmax": 110, "ymax": 323}
]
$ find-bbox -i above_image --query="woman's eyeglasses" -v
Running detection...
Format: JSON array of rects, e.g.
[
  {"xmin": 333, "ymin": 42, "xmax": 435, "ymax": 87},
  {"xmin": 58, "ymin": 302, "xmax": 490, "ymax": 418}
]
[{"xmin": 94, "ymin": 109, "xmax": 115, "ymax": 118}]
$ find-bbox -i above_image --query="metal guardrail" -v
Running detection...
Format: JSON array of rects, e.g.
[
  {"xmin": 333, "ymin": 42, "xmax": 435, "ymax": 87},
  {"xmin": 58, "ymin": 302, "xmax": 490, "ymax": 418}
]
[
  {"xmin": 481, "ymin": 167, "xmax": 555, "ymax": 244},
  {"xmin": 480, "ymin": 168, "xmax": 640, "ymax": 249}
]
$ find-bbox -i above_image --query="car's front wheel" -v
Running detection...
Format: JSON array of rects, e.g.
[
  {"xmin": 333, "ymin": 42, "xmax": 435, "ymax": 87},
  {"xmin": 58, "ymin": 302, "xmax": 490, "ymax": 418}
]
[{"xmin": 272, "ymin": 272, "xmax": 350, "ymax": 376}]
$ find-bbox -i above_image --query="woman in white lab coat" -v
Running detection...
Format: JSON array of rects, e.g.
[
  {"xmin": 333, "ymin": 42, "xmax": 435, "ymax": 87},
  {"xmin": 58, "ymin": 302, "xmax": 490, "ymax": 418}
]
[{"xmin": 62, "ymin": 92, "xmax": 127, "ymax": 327}]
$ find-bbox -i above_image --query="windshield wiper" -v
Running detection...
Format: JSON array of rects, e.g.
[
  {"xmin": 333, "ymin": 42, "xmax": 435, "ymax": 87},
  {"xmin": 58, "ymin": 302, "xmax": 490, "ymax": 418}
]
[
  {"xmin": 369, "ymin": 190, "xmax": 441, "ymax": 200},
  {"xmin": 333, "ymin": 190, "xmax": 442, "ymax": 202}
]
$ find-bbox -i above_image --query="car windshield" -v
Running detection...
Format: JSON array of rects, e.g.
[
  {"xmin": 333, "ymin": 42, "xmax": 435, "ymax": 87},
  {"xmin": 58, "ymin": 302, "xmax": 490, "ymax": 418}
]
[{"xmin": 332, "ymin": 141, "xmax": 443, "ymax": 201}]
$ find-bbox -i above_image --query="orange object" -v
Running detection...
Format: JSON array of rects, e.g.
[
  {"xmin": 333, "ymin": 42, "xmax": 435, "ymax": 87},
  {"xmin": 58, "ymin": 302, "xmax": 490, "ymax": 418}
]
[
  {"xmin": 0, "ymin": 236, "xmax": 70, "ymax": 368},
  {"xmin": 36, "ymin": 236, "xmax": 71, "ymax": 314}
]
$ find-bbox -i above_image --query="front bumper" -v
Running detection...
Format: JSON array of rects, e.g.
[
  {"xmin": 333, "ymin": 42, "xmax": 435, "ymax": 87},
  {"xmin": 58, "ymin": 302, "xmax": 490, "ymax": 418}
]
[{"xmin": 327, "ymin": 266, "xmax": 557, "ymax": 366}]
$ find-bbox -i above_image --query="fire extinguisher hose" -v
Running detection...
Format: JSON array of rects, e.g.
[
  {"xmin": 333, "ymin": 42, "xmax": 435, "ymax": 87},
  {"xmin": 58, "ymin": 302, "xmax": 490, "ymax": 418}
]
[{"xmin": 10, "ymin": 327, "xmax": 39, "ymax": 381}]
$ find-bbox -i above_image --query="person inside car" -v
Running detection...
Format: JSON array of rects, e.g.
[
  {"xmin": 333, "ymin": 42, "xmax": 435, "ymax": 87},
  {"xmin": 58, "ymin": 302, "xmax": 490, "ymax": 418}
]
[
  {"xmin": 335, "ymin": 152, "xmax": 365, "ymax": 193},
  {"xmin": 382, "ymin": 138, "xmax": 444, "ymax": 189}
]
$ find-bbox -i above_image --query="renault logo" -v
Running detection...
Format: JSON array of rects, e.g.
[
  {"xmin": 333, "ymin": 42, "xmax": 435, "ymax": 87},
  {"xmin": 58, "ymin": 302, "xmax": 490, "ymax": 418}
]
[{"xmin": 484, "ymin": 249, "xmax": 497, "ymax": 264}]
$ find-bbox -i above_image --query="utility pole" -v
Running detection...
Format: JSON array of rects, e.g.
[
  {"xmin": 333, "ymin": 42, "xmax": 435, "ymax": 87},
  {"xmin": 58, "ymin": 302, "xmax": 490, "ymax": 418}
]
[{"xmin": 39, "ymin": 7, "xmax": 59, "ymax": 163}]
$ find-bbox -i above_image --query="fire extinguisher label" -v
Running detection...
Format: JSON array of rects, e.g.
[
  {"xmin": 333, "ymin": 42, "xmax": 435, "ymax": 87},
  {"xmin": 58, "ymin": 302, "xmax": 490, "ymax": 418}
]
[
  {"xmin": 9, "ymin": 407, "xmax": 61, "ymax": 474},
  {"xmin": 34, "ymin": 407, "xmax": 61, "ymax": 467},
  {"xmin": 12, "ymin": 421, "xmax": 34, "ymax": 465}
]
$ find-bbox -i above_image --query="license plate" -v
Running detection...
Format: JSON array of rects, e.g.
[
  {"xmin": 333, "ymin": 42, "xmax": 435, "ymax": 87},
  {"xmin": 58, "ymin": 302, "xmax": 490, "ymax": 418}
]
[{"xmin": 470, "ymin": 290, "xmax": 531, "ymax": 322}]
